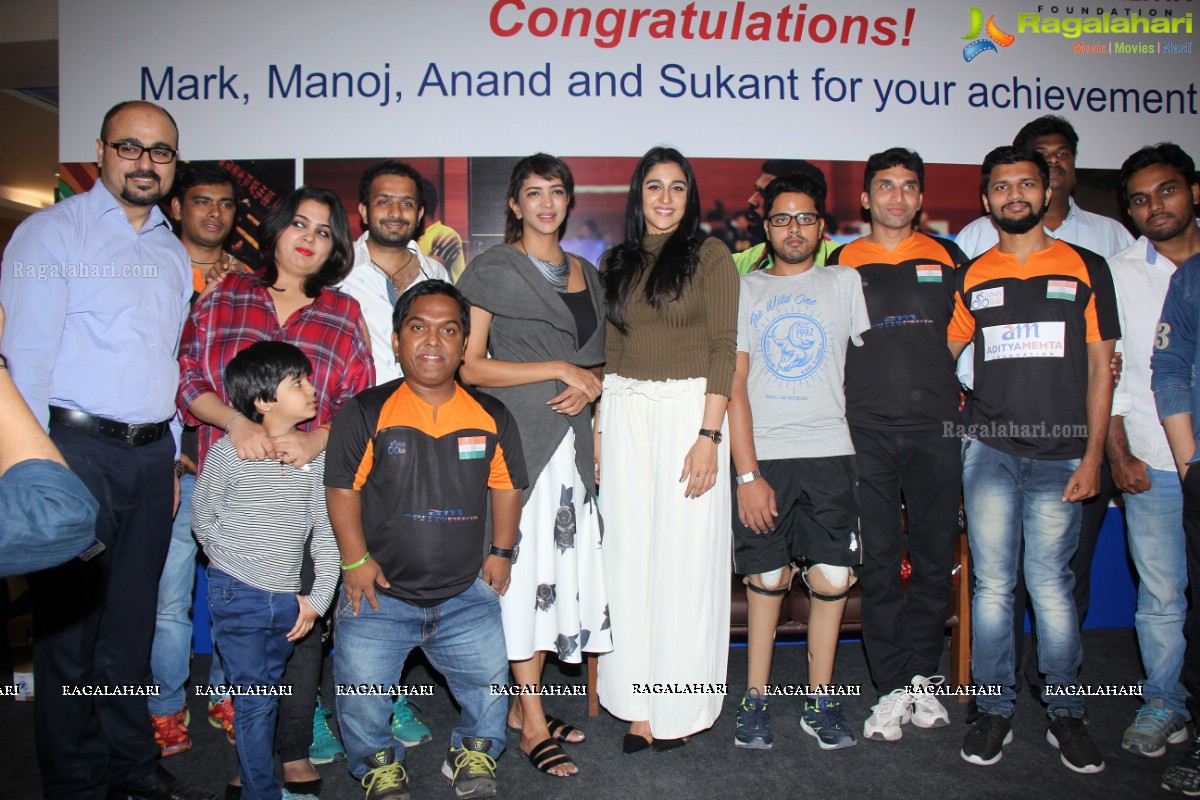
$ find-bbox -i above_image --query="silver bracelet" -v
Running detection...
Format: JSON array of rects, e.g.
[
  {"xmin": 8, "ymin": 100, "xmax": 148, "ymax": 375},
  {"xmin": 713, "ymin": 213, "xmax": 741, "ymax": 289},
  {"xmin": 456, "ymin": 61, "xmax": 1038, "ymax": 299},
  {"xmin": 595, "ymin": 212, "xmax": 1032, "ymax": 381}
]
[{"xmin": 225, "ymin": 410, "xmax": 244, "ymax": 432}]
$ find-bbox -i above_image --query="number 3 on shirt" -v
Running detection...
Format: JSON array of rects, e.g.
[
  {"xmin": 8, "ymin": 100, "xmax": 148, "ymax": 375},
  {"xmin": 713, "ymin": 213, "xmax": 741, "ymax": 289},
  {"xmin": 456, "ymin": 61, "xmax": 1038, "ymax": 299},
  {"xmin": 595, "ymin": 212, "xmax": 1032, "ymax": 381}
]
[{"xmin": 1156, "ymin": 322, "xmax": 1171, "ymax": 350}]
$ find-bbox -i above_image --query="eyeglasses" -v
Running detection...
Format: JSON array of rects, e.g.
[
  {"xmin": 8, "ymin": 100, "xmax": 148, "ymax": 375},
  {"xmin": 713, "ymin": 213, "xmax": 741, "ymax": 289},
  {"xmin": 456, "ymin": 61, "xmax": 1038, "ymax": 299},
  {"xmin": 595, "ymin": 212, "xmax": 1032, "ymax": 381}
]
[
  {"xmin": 768, "ymin": 212, "xmax": 820, "ymax": 227},
  {"xmin": 105, "ymin": 141, "xmax": 178, "ymax": 164}
]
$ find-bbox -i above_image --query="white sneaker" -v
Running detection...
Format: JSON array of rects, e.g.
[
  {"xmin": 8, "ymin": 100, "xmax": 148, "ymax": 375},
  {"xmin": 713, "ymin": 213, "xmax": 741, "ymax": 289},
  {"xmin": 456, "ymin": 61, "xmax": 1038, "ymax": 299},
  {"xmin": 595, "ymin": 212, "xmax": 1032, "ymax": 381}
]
[
  {"xmin": 863, "ymin": 687, "xmax": 913, "ymax": 741},
  {"xmin": 910, "ymin": 675, "xmax": 950, "ymax": 728}
]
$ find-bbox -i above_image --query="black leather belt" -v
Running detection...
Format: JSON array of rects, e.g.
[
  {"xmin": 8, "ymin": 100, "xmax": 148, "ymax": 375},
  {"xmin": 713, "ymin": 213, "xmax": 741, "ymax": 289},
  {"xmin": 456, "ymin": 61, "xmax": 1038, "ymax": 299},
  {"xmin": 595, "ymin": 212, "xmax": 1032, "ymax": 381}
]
[{"xmin": 49, "ymin": 406, "xmax": 171, "ymax": 447}]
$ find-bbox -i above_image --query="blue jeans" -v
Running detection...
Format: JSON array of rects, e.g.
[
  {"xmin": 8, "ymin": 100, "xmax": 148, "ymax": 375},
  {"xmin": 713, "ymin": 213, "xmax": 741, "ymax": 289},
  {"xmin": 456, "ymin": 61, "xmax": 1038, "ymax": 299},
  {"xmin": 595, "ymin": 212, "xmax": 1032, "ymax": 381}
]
[
  {"xmin": 149, "ymin": 473, "xmax": 226, "ymax": 715},
  {"xmin": 1125, "ymin": 468, "xmax": 1189, "ymax": 718},
  {"xmin": 963, "ymin": 439, "xmax": 1085, "ymax": 717},
  {"xmin": 208, "ymin": 568, "xmax": 298, "ymax": 800},
  {"xmin": 334, "ymin": 577, "xmax": 508, "ymax": 779}
]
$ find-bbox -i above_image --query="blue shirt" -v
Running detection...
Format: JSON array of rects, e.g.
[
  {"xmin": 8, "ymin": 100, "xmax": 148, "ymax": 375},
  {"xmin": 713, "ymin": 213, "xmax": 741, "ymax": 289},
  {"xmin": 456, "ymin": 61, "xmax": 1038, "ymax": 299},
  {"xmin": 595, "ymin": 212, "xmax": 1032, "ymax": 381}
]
[
  {"xmin": 1152, "ymin": 253, "xmax": 1200, "ymax": 462},
  {"xmin": 0, "ymin": 459, "xmax": 98, "ymax": 578},
  {"xmin": 0, "ymin": 181, "xmax": 191, "ymax": 429}
]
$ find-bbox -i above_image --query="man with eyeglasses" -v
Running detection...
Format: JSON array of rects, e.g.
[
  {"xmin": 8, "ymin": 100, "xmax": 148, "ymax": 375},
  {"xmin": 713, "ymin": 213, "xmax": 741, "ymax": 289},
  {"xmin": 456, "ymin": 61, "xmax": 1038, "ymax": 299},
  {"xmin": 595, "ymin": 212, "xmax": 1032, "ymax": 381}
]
[
  {"xmin": 728, "ymin": 173, "xmax": 869, "ymax": 753},
  {"xmin": 953, "ymin": 118, "xmax": 1133, "ymax": 710},
  {"xmin": 948, "ymin": 146, "xmax": 1119, "ymax": 773},
  {"xmin": 733, "ymin": 158, "xmax": 839, "ymax": 274},
  {"xmin": 826, "ymin": 148, "xmax": 968, "ymax": 743},
  {"xmin": 0, "ymin": 101, "xmax": 213, "ymax": 800}
]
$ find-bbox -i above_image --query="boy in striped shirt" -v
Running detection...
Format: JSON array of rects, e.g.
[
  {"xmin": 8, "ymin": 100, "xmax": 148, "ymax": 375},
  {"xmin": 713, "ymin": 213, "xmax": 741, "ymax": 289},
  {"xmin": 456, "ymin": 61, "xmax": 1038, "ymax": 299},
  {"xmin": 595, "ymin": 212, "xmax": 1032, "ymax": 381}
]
[{"xmin": 192, "ymin": 341, "xmax": 339, "ymax": 800}]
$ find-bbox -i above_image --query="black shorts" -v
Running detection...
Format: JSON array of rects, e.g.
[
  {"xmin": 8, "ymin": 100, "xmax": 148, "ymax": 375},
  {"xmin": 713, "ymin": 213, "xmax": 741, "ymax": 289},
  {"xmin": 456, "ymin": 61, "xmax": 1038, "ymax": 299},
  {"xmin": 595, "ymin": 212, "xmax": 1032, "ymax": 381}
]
[{"xmin": 732, "ymin": 454, "xmax": 861, "ymax": 575}]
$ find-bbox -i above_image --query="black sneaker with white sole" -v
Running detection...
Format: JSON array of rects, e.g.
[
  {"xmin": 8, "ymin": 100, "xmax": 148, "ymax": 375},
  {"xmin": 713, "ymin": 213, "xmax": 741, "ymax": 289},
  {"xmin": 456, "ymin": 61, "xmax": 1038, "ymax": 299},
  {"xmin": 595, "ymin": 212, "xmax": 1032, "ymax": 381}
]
[
  {"xmin": 1163, "ymin": 736, "xmax": 1200, "ymax": 795},
  {"xmin": 1046, "ymin": 715, "xmax": 1105, "ymax": 774},
  {"xmin": 961, "ymin": 712, "xmax": 1013, "ymax": 766}
]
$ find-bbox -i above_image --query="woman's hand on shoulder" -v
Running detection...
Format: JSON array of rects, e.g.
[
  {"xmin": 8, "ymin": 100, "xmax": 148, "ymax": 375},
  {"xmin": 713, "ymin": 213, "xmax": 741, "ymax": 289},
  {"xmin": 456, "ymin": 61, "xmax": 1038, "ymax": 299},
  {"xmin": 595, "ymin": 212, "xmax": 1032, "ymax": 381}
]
[{"xmin": 228, "ymin": 414, "xmax": 275, "ymax": 461}]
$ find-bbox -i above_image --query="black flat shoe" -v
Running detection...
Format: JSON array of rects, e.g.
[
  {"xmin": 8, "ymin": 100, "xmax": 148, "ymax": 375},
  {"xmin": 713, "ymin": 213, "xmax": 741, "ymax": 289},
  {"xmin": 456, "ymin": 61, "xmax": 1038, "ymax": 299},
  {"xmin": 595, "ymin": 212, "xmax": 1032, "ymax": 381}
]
[
  {"xmin": 652, "ymin": 737, "xmax": 688, "ymax": 753},
  {"xmin": 111, "ymin": 765, "xmax": 217, "ymax": 800},
  {"xmin": 622, "ymin": 733, "xmax": 652, "ymax": 754}
]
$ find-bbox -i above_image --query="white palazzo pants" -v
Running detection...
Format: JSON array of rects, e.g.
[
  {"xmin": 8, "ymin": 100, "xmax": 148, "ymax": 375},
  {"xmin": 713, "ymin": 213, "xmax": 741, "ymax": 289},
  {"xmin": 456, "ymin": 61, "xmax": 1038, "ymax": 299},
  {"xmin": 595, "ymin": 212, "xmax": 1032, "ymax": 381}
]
[{"xmin": 596, "ymin": 374, "xmax": 731, "ymax": 739}]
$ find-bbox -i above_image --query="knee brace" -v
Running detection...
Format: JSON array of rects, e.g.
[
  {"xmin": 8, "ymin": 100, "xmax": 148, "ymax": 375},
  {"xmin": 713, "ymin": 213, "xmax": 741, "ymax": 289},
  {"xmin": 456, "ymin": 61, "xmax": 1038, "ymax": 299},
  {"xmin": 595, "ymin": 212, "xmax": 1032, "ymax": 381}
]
[
  {"xmin": 744, "ymin": 565, "xmax": 796, "ymax": 597},
  {"xmin": 801, "ymin": 563, "xmax": 855, "ymax": 602}
]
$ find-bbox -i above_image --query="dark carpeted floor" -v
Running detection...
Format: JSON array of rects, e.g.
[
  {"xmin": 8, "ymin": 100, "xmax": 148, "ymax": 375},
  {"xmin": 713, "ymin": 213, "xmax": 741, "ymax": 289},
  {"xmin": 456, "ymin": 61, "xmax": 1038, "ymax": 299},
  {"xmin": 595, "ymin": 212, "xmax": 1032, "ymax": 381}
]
[{"xmin": 0, "ymin": 629, "xmax": 1172, "ymax": 799}]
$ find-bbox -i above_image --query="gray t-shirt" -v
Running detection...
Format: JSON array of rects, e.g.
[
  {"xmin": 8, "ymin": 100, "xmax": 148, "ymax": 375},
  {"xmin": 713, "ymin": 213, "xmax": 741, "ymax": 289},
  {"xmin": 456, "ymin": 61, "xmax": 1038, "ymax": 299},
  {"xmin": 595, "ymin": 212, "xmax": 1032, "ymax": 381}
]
[{"xmin": 737, "ymin": 265, "xmax": 870, "ymax": 460}]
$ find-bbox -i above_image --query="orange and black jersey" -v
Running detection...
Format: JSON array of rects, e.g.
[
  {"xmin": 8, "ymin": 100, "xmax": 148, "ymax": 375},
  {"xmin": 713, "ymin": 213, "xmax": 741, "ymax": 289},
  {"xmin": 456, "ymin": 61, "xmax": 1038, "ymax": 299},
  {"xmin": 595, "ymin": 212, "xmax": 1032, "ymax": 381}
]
[
  {"xmin": 325, "ymin": 379, "xmax": 528, "ymax": 606},
  {"xmin": 948, "ymin": 240, "xmax": 1120, "ymax": 460},
  {"xmin": 829, "ymin": 233, "xmax": 967, "ymax": 431}
]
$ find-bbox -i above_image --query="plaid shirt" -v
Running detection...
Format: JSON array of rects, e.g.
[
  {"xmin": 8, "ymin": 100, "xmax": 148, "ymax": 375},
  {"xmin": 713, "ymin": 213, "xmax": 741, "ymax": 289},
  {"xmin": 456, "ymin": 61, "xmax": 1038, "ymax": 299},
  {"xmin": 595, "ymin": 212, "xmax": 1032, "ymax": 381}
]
[{"xmin": 179, "ymin": 273, "xmax": 374, "ymax": 467}]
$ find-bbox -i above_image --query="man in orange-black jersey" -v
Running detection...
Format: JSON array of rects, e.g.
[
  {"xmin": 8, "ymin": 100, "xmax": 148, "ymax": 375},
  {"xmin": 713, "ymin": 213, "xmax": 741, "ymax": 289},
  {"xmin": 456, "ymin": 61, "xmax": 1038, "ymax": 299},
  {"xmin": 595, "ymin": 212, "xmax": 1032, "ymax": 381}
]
[
  {"xmin": 828, "ymin": 148, "xmax": 967, "ymax": 743},
  {"xmin": 947, "ymin": 147, "xmax": 1118, "ymax": 774},
  {"xmin": 326, "ymin": 280, "xmax": 526, "ymax": 800}
]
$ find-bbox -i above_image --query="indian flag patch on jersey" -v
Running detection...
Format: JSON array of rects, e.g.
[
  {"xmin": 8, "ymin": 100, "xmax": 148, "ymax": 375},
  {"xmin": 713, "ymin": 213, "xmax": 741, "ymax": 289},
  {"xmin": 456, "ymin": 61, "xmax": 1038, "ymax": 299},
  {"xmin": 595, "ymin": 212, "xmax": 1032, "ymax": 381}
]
[
  {"xmin": 1046, "ymin": 280, "xmax": 1077, "ymax": 301},
  {"xmin": 457, "ymin": 436, "xmax": 486, "ymax": 460},
  {"xmin": 916, "ymin": 265, "xmax": 942, "ymax": 283}
]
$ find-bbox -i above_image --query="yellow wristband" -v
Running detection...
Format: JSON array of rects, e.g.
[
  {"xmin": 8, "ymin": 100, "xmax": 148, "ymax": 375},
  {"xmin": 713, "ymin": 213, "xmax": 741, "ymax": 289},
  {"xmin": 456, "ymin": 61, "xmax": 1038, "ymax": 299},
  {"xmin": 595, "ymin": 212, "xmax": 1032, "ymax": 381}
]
[{"xmin": 340, "ymin": 552, "xmax": 371, "ymax": 571}]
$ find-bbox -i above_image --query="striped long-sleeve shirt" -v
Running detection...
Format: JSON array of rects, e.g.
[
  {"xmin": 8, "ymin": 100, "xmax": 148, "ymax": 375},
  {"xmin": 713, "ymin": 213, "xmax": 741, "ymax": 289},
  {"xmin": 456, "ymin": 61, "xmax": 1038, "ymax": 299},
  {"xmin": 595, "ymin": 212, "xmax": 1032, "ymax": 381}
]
[{"xmin": 192, "ymin": 435, "xmax": 338, "ymax": 614}]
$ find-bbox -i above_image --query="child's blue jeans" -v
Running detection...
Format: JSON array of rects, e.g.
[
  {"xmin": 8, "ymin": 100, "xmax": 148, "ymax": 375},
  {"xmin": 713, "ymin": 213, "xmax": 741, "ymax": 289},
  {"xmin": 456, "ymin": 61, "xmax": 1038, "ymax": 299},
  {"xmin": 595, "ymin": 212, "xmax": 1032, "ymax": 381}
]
[{"xmin": 207, "ymin": 567, "xmax": 298, "ymax": 800}]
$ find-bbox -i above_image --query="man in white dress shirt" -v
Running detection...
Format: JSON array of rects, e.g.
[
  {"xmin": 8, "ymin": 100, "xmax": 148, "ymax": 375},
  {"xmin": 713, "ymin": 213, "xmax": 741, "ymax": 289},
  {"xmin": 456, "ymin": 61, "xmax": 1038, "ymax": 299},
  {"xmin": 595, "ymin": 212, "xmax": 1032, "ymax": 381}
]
[
  {"xmin": 340, "ymin": 161, "xmax": 451, "ymax": 384},
  {"xmin": 1109, "ymin": 143, "xmax": 1200, "ymax": 793}
]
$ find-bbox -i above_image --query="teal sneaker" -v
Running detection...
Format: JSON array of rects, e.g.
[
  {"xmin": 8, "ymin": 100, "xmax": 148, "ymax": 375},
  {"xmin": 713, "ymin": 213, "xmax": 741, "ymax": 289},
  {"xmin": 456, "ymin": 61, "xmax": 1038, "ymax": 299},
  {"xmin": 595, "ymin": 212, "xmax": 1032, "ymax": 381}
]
[
  {"xmin": 390, "ymin": 696, "xmax": 433, "ymax": 747},
  {"xmin": 800, "ymin": 695, "xmax": 858, "ymax": 750},
  {"xmin": 310, "ymin": 696, "xmax": 346, "ymax": 764}
]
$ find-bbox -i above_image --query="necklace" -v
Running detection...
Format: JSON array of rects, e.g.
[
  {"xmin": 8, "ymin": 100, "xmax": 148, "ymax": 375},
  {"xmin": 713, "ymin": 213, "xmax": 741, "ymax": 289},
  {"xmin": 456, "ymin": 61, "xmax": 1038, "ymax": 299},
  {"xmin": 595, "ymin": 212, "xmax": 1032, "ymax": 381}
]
[
  {"xmin": 371, "ymin": 250, "xmax": 428, "ymax": 289},
  {"xmin": 190, "ymin": 257, "xmax": 221, "ymax": 266},
  {"xmin": 518, "ymin": 241, "xmax": 570, "ymax": 293}
]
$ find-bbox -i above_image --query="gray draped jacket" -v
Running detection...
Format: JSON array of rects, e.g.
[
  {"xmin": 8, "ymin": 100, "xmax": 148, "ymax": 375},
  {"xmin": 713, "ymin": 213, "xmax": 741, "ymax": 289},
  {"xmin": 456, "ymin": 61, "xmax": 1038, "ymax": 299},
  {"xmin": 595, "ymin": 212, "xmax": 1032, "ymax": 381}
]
[{"xmin": 456, "ymin": 243, "xmax": 606, "ymax": 504}]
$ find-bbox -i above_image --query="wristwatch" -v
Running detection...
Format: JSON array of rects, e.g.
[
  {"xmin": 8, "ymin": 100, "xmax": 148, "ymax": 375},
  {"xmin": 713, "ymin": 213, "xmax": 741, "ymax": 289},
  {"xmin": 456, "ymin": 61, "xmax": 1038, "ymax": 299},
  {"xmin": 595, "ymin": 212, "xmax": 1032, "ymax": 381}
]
[
  {"xmin": 735, "ymin": 469, "xmax": 761, "ymax": 485},
  {"xmin": 698, "ymin": 428, "xmax": 723, "ymax": 444}
]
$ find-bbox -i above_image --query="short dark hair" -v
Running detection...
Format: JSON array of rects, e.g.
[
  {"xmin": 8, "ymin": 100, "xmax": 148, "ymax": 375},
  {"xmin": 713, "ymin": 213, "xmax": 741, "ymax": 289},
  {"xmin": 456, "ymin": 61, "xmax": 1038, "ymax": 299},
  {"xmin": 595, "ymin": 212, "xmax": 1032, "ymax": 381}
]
[
  {"xmin": 224, "ymin": 341, "xmax": 313, "ymax": 424},
  {"xmin": 980, "ymin": 146, "xmax": 1050, "ymax": 195},
  {"xmin": 358, "ymin": 160, "xmax": 425, "ymax": 209},
  {"xmin": 761, "ymin": 159, "xmax": 827, "ymax": 193},
  {"xmin": 1119, "ymin": 143, "xmax": 1199, "ymax": 205},
  {"xmin": 420, "ymin": 178, "xmax": 440, "ymax": 216},
  {"xmin": 504, "ymin": 153, "xmax": 576, "ymax": 244},
  {"xmin": 863, "ymin": 148, "xmax": 925, "ymax": 193},
  {"xmin": 100, "ymin": 100, "xmax": 179, "ymax": 144},
  {"xmin": 255, "ymin": 185, "xmax": 354, "ymax": 299},
  {"xmin": 763, "ymin": 173, "xmax": 827, "ymax": 218},
  {"xmin": 392, "ymin": 279, "xmax": 471, "ymax": 337},
  {"xmin": 1012, "ymin": 115, "xmax": 1079, "ymax": 154},
  {"xmin": 170, "ymin": 162, "xmax": 238, "ymax": 204}
]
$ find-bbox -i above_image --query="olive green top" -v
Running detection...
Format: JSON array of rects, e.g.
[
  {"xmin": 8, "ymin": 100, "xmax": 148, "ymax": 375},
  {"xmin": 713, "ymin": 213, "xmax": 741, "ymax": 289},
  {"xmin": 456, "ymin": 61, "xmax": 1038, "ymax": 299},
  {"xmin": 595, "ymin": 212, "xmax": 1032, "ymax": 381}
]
[{"xmin": 602, "ymin": 232, "xmax": 739, "ymax": 398}]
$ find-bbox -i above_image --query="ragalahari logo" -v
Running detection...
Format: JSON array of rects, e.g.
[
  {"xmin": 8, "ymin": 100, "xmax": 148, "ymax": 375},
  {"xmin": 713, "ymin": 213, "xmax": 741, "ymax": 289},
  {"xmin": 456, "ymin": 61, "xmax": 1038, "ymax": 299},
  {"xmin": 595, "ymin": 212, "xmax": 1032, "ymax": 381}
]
[{"xmin": 961, "ymin": 7, "xmax": 1016, "ymax": 61}]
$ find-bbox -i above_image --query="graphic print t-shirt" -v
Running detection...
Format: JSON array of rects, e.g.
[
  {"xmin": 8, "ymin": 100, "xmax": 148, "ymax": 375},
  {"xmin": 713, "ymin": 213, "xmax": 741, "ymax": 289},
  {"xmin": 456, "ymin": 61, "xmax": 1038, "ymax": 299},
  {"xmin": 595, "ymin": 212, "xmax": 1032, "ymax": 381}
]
[{"xmin": 737, "ymin": 265, "xmax": 871, "ymax": 460}]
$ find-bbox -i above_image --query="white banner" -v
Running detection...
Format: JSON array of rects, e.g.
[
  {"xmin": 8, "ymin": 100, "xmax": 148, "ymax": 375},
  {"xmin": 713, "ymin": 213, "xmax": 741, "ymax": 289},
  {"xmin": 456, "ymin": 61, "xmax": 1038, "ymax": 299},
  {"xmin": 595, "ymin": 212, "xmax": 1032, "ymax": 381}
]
[{"xmin": 60, "ymin": 0, "xmax": 1198, "ymax": 166}]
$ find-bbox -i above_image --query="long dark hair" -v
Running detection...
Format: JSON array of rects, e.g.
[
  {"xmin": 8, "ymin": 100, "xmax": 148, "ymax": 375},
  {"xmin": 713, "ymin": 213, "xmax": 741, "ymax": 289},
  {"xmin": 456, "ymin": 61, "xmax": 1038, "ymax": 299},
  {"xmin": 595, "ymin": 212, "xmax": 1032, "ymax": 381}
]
[
  {"xmin": 255, "ymin": 185, "xmax": 353, "ymax": 299},
  {"xmin": 603, "ymin": 147, "xmax": 703, "ymax": 332},
  {"xmin": 504, "ymin": 153, "xmax": 576, "ymax": 244}
]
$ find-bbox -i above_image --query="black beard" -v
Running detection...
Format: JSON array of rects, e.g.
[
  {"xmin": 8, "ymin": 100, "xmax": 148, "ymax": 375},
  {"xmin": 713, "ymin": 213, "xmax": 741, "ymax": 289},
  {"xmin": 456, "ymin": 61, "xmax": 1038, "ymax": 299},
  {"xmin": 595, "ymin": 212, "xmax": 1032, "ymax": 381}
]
[
  {"xmin": 120, "ymin": 170, "xmax": 162, "ymax": 207},
  {"xmin": 121, "ymin": 187, "xmax": 162, "ymax": 207},
  {"xmin": 369, "ymin": 221, "xmax": 413, "ymax": 249},
  {"xmin": 992, "ymin": 201, "xmax": 1047, "ymax": 234},
  {"xmin": 1143, "ymin": 214, "xmax": 1193, "ymax": 243}
]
